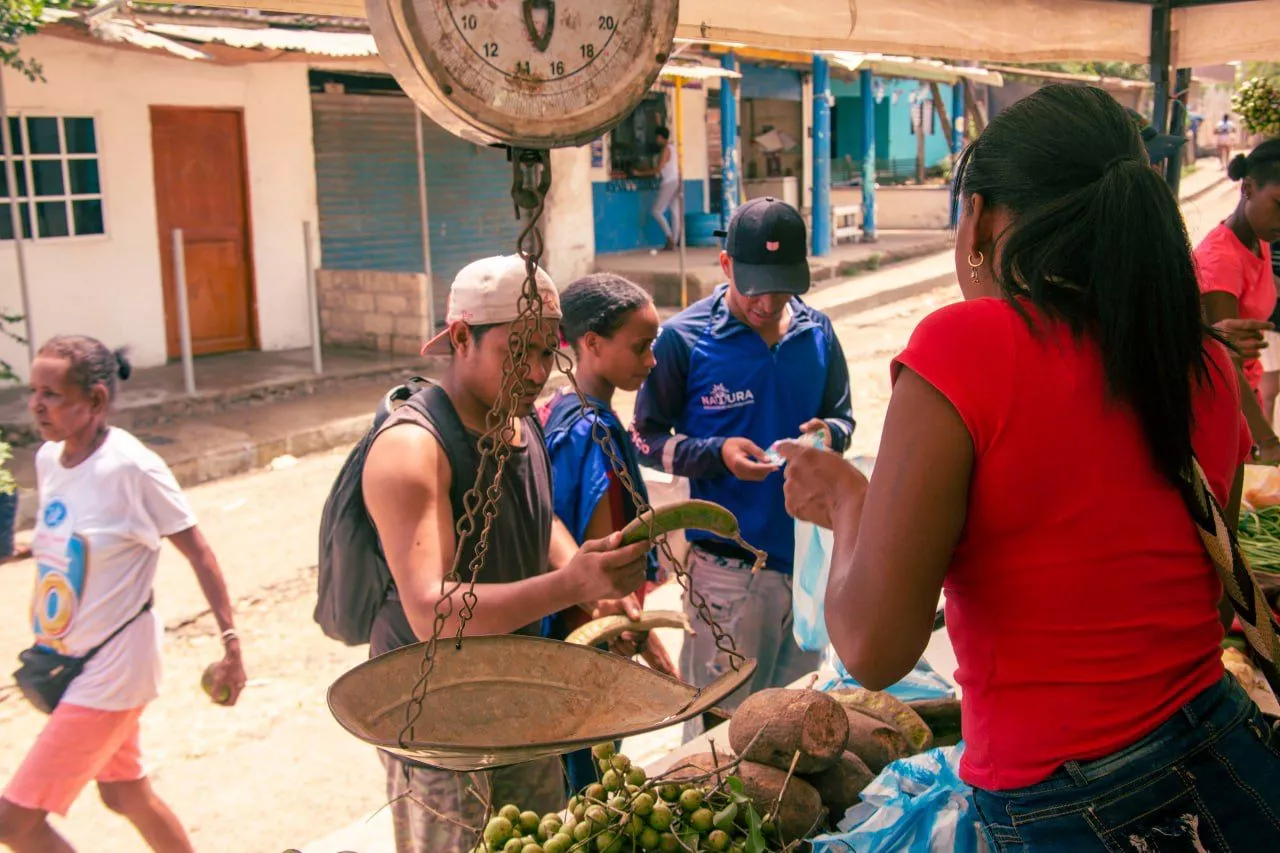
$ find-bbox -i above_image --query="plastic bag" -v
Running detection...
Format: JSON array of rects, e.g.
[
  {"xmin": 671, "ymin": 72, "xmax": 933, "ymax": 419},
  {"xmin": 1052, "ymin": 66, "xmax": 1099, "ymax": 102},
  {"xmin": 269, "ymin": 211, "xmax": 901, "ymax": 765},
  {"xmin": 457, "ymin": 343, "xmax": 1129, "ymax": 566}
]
[
  {"xmin": 791, "ymin": 455, "xmax": 875, "ymax": 652},
  {"xmin": 817, "ymin": 646, "xmax": 956, "ymax": 702},
  {"xmin": 793, "ymin": 518, "xmax": 835, "ymax": 651},
  {"xmin": 810, "ymin": 745, "xmax": 987, "ymax": 853}
]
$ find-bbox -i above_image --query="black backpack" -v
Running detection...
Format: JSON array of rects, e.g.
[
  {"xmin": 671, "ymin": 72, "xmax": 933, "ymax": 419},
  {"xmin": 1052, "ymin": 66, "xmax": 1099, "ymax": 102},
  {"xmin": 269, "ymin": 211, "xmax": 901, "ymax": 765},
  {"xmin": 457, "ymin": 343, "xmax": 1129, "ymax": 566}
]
[{"xmin": 314, "ymin": 378, "xmax": 476, "ymax": 646}]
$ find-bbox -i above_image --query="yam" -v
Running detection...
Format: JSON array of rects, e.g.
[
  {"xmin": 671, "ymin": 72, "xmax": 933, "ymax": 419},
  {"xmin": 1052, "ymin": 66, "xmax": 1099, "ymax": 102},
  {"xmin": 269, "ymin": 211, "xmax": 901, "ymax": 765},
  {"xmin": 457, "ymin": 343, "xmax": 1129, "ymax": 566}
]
[
  {"xmin": 728, "ymin": 689, "xmax": 849, "ymax": 775},
  {"xmin": 908, "ymin": 698, "xmax": 962, "ymax": 748},
  {"xmin": 733, "ymin": 760, "xmax": 826, "ymax": 843},
  {"xmin": 800, "ymin": 751, "xmax": 874, "ymax": 820},
  {"xmin": 842, "ymin": 708, "xmax": 912, "ymax": 774},
  {"xmin": 827, "ymin": 688, "xmax": 933, "ymax": 752}
]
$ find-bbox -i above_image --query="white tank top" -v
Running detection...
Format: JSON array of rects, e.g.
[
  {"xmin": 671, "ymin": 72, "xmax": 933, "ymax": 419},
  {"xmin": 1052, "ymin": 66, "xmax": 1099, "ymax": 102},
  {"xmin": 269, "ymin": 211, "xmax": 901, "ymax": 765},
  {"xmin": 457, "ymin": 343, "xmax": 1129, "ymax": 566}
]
[{"xmin": 659, "ymin": 141, "xmax": 679, "ymax": 184}]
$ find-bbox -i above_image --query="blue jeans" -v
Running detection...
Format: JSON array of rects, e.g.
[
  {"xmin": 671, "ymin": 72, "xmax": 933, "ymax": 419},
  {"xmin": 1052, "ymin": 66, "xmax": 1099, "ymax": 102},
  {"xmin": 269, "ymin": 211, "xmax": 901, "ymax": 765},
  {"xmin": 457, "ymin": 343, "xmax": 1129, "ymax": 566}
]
[{"xmin": 972, "ymin": 675, "xmax": 1280, "ymax": 851}]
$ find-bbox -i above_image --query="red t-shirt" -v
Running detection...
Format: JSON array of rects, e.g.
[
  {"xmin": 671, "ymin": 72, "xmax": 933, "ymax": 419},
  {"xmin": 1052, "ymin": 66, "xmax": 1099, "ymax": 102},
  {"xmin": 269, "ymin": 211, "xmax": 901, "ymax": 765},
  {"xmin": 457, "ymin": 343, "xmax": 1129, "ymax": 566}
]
[
  {"xmin": 892, "ymin": 298, "xmax": 1251, "ymax": 791},
  {"xmin": 1195, "ymin": 223, "xmax": 1277, "ymax": 394}
]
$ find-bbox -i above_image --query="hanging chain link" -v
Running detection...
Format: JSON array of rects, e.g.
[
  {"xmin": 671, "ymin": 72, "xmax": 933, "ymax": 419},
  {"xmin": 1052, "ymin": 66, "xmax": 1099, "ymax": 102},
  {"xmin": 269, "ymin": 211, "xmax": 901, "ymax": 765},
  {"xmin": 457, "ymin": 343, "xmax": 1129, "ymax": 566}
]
[{"xmin": 398, "ymin": 147, "xmax": 742, "ymax": 753}]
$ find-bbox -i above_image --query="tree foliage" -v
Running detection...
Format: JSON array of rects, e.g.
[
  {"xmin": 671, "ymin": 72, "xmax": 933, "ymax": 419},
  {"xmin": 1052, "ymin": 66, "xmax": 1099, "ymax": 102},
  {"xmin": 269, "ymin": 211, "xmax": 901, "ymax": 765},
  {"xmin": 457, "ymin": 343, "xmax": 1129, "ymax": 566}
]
[{"xmin": 0, "ymin": 0, "xmax": 63, "ymax": 82}]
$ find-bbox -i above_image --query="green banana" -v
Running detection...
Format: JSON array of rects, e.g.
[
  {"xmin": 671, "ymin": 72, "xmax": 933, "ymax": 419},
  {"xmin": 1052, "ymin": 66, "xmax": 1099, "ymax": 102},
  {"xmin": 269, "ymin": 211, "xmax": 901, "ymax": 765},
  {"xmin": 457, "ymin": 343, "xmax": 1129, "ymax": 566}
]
[
  {"xmin": 564, "ymin": 610, "xmax": 692, "ymax": 648},
  {"xmin": 620, "ymin": 500, "xmax": 768, "ymax": 571}
]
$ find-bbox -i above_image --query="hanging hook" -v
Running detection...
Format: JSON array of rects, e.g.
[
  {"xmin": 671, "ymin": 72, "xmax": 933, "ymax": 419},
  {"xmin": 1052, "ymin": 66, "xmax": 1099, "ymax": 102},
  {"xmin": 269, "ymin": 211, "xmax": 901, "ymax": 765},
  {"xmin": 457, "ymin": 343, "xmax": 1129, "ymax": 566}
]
[{"xmin": 510, "ymin": 147, "xmax": 552, "ymax": 215}]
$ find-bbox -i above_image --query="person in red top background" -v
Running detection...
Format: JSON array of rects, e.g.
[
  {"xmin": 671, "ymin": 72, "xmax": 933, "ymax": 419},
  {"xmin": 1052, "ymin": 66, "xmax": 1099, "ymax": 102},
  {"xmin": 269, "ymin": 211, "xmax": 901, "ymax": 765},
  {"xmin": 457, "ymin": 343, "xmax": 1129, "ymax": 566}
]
[
  {"xmin": 779, "ymin": 85, "xmax": 1280, "ymax": 851},
  {"xmin": 1197, "ymin": 139, "xmax": 1280, "ymax": 462}
]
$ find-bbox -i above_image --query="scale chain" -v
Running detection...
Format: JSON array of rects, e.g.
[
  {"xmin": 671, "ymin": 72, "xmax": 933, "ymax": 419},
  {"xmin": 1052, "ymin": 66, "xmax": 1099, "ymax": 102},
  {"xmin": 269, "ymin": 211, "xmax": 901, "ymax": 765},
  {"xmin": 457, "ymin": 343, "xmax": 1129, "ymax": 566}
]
[{"xmin": 397, "ymin": 147, "xmax": 743, "ymax": 759}]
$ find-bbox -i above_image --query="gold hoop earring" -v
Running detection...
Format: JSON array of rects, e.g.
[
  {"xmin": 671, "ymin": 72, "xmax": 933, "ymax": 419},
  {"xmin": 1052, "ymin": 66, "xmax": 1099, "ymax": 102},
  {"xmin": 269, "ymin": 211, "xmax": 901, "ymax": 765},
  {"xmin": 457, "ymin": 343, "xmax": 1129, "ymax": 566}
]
[{"xmin": 968, "ymin": 251, "xmax": 984, "ymax": 285}]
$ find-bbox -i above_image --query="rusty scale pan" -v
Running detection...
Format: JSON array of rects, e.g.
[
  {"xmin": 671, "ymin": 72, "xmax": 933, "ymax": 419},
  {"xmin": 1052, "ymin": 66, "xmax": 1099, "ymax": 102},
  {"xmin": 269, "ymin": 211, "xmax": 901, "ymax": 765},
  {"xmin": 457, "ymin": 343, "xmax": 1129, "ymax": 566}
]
[{"xmin": 328, "ymin": 634, "xmax": 756, "ymax": 772}]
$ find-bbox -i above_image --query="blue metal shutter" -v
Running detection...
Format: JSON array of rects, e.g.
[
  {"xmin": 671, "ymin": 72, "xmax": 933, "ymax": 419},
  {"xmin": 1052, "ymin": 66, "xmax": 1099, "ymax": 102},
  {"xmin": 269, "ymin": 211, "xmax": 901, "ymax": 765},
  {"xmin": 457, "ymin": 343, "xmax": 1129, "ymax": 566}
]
[
  {"xmin": 420, "ymin": 120, "xmax": 523, "ymax": 324},
  {"xmin": 311, "ymin": 92, "xmax": 422, "ymax": 272}
]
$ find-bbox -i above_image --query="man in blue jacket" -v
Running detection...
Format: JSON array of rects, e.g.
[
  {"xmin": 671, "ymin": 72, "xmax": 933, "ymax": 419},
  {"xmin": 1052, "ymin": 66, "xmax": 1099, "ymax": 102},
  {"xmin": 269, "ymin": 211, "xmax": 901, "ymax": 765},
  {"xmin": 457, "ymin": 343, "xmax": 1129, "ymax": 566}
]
[{"xmin": 631, "ymin": 197, "xmax": 854, "ymax": 740}]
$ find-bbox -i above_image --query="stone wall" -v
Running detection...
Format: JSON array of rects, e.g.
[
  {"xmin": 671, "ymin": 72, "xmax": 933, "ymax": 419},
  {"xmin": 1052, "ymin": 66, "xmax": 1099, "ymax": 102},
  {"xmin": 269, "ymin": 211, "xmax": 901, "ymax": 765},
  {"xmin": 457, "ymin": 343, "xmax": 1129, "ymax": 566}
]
[{"xmin": 316, "ymin": 269, "xmax": 430, "ymax": 356}]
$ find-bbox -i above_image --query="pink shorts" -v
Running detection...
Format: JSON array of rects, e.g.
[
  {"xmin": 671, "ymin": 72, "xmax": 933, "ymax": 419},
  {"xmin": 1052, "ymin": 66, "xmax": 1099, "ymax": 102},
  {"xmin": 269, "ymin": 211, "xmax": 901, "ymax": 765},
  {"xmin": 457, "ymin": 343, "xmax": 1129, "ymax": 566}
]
[{"xmin": 3, "ymin": 703, "xmax": 146, "ymax": 816}]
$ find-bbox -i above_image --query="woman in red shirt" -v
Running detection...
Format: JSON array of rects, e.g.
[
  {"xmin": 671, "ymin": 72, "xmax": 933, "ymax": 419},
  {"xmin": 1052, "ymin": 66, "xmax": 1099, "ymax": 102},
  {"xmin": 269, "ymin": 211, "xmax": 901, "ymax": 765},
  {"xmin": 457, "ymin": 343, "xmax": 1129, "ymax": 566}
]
[
  {"xmin": 781, "ymin": 85, "xmax": 1280, "ymax": 850},
  {"xmin": 1198, "ymin": 140, "xmax": 1280, "ymax": 460}
]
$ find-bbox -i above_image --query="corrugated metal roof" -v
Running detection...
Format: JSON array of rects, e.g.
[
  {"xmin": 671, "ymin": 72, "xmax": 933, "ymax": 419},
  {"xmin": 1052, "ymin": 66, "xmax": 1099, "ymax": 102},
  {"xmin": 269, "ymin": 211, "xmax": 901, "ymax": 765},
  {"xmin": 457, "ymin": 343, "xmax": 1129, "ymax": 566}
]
[{"xmin": 146, "ymin": 21, "xmax": 377, "ymax": 56}]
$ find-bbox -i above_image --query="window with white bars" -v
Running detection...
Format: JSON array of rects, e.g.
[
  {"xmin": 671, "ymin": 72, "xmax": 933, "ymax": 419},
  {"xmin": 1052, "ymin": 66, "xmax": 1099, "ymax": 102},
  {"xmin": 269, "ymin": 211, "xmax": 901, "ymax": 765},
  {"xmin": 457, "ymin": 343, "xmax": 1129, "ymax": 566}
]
[{"xmin": 0, "ymin": 115, "xmax": 105, "ymax": 241}]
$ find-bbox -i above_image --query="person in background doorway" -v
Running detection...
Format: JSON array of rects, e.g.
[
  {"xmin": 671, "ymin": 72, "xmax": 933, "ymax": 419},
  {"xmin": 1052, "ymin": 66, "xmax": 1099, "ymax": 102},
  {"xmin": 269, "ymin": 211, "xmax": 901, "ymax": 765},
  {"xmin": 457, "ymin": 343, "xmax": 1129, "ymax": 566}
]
[
  {"xmin": 538, "ymin": 272, "xmax": 678, "ymax": 793},
  {"xmin": 0, "ymin": 336, "xmax": 245, "ymax": 853},
  {"xmin": 632, "ymin": 196, "xmax": 854, "ymax": 742},
  {"xmin": 1196, "ymin": 140, "xmax": 1280, "ymax": 459},
  {"xmin": 781, "ymin": 84, "xmax": 1279, "ymax": 850},
  {"xmin": 634, "ymin": 126, "xmax": 682, "ymax": 251},
  {"xmin": 1215, "ymin": 113, "xmax": 1237, "ymax": 170}
]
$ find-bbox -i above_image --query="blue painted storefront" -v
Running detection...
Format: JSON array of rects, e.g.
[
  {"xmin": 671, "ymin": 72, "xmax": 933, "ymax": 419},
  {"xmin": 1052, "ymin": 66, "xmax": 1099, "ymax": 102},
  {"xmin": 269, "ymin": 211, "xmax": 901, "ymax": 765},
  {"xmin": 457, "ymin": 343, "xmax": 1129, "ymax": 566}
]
[
  {"xmin": 831, "ymin": 78, "xmax": 955, "ymax": 179},
  {"xmin": 593, "ymin": 179, "xmax": 707, "ymax": 255}
]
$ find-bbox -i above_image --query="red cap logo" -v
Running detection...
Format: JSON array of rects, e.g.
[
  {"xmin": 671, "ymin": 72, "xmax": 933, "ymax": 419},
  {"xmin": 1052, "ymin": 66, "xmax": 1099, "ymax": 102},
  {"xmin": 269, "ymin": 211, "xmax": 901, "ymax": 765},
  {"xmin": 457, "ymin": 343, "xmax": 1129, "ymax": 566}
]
[{"xmin": 766, "ymin": 241, "xmax": 780, "ymax": 252}]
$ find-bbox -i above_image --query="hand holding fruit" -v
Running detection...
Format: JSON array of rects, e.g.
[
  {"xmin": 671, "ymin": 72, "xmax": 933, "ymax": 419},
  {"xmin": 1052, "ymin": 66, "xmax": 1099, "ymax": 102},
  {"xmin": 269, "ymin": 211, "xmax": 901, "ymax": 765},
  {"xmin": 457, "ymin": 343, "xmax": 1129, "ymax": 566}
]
[
  {"xmin": 568, "ymin": 532, "xmax": 649, "ymax": 605},
  {"xmin": 201, "ymin": 649, "xmax": 246, "ymax": 707}
]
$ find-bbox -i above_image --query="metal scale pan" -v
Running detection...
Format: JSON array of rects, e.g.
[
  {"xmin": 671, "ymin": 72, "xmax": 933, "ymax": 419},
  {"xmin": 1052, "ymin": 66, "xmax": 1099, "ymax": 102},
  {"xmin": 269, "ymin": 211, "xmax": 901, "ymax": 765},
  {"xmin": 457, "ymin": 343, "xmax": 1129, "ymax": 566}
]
[{"xmin": 328, "ymin": 635, "xmax": 756, "ymax": 772}]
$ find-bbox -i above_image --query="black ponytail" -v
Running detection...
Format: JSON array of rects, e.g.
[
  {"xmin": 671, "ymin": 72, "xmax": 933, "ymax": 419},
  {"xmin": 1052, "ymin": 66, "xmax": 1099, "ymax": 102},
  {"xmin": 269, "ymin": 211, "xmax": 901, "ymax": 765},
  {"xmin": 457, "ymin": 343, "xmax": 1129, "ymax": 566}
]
[
  {"xmin": 956, "ymin": 84, "xmax": 1211, "ymax": 486},
  {"xmin": 1228, "ymin": 140, "xmax": 1280, "ymax": 186}
]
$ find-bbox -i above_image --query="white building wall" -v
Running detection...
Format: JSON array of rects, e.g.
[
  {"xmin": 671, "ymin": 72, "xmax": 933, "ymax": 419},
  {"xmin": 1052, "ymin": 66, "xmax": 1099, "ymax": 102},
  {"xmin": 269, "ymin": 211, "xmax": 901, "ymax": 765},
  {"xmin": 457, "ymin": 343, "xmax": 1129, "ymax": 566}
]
[
  {"xmin": 543, "ymin": 145, "xmax": 596, "ymax": 286},
  {"xmin": 0, "ymin": 35, "xmax": 318, "ymax": 378}
]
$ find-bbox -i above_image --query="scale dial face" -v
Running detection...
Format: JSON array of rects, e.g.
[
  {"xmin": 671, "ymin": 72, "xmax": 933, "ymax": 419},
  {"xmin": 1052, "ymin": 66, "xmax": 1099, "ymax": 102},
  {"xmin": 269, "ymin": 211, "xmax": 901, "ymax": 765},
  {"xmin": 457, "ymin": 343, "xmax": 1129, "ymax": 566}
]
[{"xmin": 368, "ymin": 0, "xmax": 680, "ymax": 148}]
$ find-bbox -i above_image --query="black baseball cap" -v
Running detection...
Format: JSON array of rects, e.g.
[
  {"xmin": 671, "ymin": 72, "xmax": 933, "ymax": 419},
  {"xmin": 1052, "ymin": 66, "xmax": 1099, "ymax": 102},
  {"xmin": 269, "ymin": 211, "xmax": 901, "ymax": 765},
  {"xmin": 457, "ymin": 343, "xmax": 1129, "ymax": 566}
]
[
  {"xmin": 713, "ymin": 197, "xmax": 811, "ymax": 296},
  {"xmin": 1125, "ymin": 107, "xmax": 1186, "ymax": 164}
]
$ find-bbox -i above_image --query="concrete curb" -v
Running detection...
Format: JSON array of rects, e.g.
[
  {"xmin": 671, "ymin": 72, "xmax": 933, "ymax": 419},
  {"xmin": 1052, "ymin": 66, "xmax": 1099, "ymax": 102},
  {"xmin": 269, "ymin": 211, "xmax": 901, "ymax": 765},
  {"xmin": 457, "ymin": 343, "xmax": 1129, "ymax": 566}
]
[
  {"xmin": 823, "ymin": 271, "xmax": 958, "ymax": 323},
  {"xmin": 1182, "ymin": 172, "xmax": 1230, "ymax": 203}
]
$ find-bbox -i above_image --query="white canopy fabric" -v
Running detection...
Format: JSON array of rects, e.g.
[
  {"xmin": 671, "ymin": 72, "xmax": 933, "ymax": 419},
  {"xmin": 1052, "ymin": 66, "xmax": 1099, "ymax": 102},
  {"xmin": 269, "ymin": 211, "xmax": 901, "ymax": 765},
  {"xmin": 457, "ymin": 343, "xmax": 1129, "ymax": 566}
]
[{"xmin": 171, "ymin": 0, "xmax": 1280, "ymax": 67}]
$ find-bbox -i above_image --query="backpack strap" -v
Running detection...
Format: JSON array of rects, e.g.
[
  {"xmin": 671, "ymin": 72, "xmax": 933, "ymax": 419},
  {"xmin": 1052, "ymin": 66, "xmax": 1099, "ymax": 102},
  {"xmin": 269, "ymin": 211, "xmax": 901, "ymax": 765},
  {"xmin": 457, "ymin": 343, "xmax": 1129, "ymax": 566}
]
[{"xmin": 400, "ymin": 382, "xmax": 479, "ymax": 528}]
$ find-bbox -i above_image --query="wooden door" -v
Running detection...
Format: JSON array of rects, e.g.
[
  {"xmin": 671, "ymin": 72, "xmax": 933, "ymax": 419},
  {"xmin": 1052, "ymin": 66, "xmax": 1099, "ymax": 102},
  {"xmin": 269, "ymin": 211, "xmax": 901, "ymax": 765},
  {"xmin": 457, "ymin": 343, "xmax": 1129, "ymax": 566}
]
[{"xmin": 151, "ymin": 107, "xmax": 257, "ymax": 358}]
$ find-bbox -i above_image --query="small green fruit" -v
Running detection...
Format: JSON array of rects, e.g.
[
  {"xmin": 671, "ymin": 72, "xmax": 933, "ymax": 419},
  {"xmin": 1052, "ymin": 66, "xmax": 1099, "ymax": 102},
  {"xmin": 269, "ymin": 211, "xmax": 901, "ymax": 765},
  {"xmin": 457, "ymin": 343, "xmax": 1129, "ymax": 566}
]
[
  {"xmin": 625, "ymin": 767, "xmax": 647, "ymax": 787},
  {"xmin": 519, "ymin": 811, "xmax": 541, "ymax": 834},
  {"xmin": 609, "ymin": 754, "xmax": 631, "ymax": 773},
  {"xmin": 633, "ymin": 792, "xmax": 655, "ymax": 817},
  {"xmin": 484, "ymin": 816, "xmax": 514, "ymax": 846},
  {"xmin": 584, "ymin": 783, "xmax": 607, "ymax": 802},
  {"xmin": 706, "ymin": 830, "xmax": 731, "ymax": 851},
  {"xmin": 678, "ymin": 788, "xmax": 703, "ymax": 812},
  {"xmin": 499, "ymin": 805, "xmax": 522, "ymax": 824},
  {"xmin": 689, "ymin": 808, "xmax": 714, "ymax": 833},
  {"xmin": 647, "ymin": 802, "xmax": 673, "ymax": 831},
  {"xmin": 502, "ymin": 839, "xmax": 524, "ymax": 853},
  {"xmin": 200, "ymin": 663, "xmax": 231, "ymax": 705},
  {"xmin": 639, "ymin": 827, "xmax": 661, "ymax": 851},
  {"xmin": 658, "ymin": 784, "xmax": 680, "ymax": 802},
  {"xmin": 602, "ymin": 769, "xmax": 622, "ymax": 792},
  {"xmin": 658, "ymin": 832, "xmax": 680, "ymax": 853},
  {"xmin": 591, "ymin": 742, "xmax": 616, "ymax": 761}
]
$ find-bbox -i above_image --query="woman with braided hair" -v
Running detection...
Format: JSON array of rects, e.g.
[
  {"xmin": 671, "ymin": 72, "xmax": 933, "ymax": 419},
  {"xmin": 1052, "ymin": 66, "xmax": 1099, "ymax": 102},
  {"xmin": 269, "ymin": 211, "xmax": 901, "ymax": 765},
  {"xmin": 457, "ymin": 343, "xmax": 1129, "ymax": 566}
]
[
  {"xmin": 538, "ymin": 273, "xmax": 677, "ymax": 792},
  {"xmin": 1, "ymin": 335, "xmax": 245, "ymax": 852}
]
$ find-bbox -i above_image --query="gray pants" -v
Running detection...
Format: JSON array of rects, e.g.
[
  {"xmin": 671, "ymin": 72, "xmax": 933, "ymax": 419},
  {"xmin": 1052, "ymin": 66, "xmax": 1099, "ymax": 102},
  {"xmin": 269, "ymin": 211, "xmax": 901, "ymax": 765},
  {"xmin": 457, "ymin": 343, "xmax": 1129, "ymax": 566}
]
[
  {"xmin": 380, "ymin": 751, "xmax": 564, "ymax": 853},
  {"xmin": 652, "ymin": 179, "xmax": 682, "ymax": 244},
  {"xmin": 680, "ymin": 545, "xmax": 821, "ymax": 743}
]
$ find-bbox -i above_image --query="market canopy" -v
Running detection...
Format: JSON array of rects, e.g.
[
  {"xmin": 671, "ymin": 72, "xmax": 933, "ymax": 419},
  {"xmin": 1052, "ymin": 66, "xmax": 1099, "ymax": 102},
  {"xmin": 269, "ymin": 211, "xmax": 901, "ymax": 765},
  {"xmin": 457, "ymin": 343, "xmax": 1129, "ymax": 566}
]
[{"xmin": 180, "ymin": 0, "xmax": 1280, "ymax": 67}]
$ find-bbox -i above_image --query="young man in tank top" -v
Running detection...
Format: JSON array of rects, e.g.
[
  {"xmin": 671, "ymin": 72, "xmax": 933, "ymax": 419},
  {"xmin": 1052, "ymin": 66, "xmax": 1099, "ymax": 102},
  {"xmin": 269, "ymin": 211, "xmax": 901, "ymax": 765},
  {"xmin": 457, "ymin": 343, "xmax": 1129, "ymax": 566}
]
[{"xmin": 361, "ymin": 255, "xmax": 651, "ymax": 853}]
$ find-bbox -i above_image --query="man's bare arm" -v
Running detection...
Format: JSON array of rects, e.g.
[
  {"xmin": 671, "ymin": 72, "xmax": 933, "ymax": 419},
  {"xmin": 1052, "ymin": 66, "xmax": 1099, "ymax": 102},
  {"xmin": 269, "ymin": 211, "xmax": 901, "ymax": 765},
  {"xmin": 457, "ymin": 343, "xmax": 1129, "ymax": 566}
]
[{"xmin": 362, "ymin": 425, "xmax": 648, "ymax": 640}]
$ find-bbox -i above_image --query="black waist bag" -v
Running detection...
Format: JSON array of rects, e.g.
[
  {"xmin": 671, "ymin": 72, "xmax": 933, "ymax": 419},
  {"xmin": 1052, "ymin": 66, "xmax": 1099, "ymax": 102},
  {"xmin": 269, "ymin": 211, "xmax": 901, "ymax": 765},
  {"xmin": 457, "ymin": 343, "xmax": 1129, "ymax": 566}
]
[{"xmin": 14, "ymin": 596, "xmax": 153, "ymax": 714}]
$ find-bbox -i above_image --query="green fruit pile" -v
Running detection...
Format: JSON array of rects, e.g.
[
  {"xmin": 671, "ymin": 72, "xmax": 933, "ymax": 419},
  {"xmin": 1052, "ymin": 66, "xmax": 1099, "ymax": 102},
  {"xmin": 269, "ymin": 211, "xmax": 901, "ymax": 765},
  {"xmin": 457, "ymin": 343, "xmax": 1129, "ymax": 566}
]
[{"xmin": 471, "ymin": 743, "xmax": 778, "ymax": 853}]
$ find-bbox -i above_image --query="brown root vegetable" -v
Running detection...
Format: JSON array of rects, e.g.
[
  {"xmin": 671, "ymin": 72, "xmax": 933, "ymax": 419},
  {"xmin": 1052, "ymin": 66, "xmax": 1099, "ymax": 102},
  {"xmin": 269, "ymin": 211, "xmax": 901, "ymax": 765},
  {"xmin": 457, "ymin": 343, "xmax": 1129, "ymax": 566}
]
[
  {"xmin": 908, "ymin": 698, "xmax": 962, "ymax": 747},
  {"xmin": 828, "ymin": 688, "xmax": 933, "ymax": 753},
  {"xmin": 842, "ymin": 708, "xmax": 912, "ymax": 774},
  {"xmin": 801, "ymin": 750, "xmax": 874, "ymax": 820},
  {"xmin": 728, "ymin": 689, "xmax": 850, "ymax": 774},
  {"xmin": 734, "ymin": 760, "xmax": 826, "ymax": 843}
]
